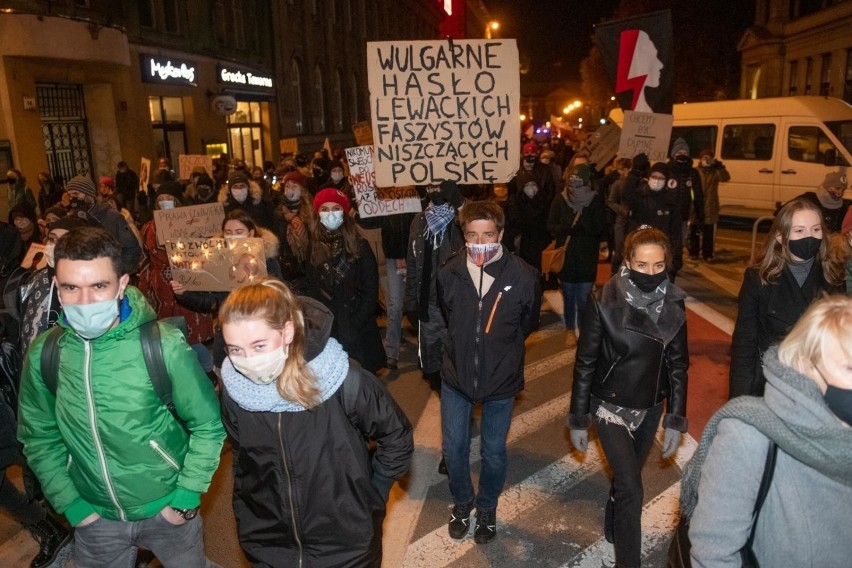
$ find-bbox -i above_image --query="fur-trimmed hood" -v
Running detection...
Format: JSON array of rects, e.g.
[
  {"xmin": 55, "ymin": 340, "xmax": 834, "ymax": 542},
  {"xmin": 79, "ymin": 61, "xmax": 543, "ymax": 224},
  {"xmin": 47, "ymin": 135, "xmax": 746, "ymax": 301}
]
[{"xmin": 218, "ymin": 179, "xmax": 263, "ymax": 206}]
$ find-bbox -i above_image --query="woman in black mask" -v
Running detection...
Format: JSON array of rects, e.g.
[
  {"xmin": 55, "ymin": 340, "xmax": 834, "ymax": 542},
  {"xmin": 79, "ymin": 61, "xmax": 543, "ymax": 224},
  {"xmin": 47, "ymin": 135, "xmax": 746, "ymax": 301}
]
[
  {"xmin": 568, "ymin": 226, "xmax": 688, "ymax": 568},
  {"xmin": 730, "ymin": 197, "xmax": 844, "ymax": 399}
]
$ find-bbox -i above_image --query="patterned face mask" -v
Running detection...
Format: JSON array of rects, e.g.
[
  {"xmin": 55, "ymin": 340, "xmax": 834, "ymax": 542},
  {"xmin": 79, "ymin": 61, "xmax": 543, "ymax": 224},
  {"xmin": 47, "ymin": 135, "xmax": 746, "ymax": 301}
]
[{"xmin": 466, "ymin": 242, "xmax": 501, "ymax": 267}]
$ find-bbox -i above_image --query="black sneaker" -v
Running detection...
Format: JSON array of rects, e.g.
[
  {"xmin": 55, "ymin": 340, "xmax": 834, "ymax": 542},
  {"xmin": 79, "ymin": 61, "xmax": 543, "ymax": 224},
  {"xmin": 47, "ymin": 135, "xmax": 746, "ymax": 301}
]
[
  {"xmin": 474, "ymin": 508, "xmax": 496, "ymax": 544},
  {"xmin": 448, "ymin": 503, "xmax": 473, "ymax": 540}
]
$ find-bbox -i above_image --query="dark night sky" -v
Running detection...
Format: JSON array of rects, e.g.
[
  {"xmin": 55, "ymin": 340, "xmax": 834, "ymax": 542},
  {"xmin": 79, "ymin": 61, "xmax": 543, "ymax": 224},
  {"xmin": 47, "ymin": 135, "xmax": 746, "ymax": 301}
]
[{"xmin": 481, "ymin": 0, "xmax": 622, "ymax": 84}]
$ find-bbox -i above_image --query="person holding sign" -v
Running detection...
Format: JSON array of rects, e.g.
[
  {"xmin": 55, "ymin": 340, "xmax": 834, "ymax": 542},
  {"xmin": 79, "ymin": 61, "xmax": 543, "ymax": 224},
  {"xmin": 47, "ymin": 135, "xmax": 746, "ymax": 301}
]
[
  {"xmin": 306, "ymin": 188, "xmax": 386, "ymax": 374},
  {"xmin": 138, "ymin": 184, "xmax": 215, "ymax": 376},
  {"xmin": 218, "ymin": 279, "xmax": 413, "ymax": 567}
]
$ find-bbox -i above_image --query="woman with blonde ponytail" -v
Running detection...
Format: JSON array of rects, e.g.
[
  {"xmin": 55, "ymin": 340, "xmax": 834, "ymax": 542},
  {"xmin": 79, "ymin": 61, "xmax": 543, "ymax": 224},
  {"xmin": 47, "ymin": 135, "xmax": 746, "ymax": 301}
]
[{"xmin": 218, "ymin": 279, "xmax": 413, "ymax": 567}]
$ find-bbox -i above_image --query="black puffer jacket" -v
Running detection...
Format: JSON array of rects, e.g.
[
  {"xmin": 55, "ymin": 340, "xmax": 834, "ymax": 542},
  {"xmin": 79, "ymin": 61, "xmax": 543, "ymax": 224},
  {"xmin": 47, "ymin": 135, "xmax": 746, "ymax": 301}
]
[
  {"xmin": 221, "ymin": 297, "xmax": 413, "ymax": 568},
  {"xmin": 569, "ymin": 277, "xmax": 689, "ymax": 433},
  {"xmin": 437, "ymin": 248, "xmax": 541, "ymax": 402}
]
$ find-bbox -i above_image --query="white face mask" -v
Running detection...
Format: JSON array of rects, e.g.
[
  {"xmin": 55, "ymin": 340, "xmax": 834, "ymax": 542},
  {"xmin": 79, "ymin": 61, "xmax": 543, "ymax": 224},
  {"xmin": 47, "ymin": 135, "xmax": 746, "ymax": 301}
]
[
  {"xmin": 330, "ymin": 171, "xmax": 344, "ymax": 183},
  {"xmin": 319, "ymin": 210, "xmax": 344, "ymax": 231},
  {"xmin": 523, "ymin": 182, "xmax": 539, "ymax": 198},
  {"xmin": 231, "ymin": 187, "xmax": 249, "ymax": 203},
  {"xmin": 14, "ymin": 217, "xmax": 32, "ymax": 231},
  {"xmin": 466, "ymin": 242, "xmax": 501, "ymax": 267},
  {"xmin": 230, "ymin": 344, "xmax": 288, "ymax": 385},
  {"xmin": 648, "ymin": 178, "xmax": 665, "ymax": 191},
  {"xmin": 61, "ymin": 288, "xmax": 121, "ymax": 340},
  {"xmin": 45, "ymin": 242, "xmax": 56, "ymax": 268},
  {"xmin": 284, "ymin": 188, "xmax": 301, "ymax": 201},
  {"xmin": 159, "ymin": 199, "xmax": 175, "ymax": 210}
]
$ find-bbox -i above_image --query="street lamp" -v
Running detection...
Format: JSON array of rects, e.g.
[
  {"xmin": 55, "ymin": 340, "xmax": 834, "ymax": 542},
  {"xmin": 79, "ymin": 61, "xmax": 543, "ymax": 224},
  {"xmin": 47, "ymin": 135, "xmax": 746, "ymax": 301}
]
[{"xmin": 486, "ymin": 21, "xmax": 499, "ymax": 39}]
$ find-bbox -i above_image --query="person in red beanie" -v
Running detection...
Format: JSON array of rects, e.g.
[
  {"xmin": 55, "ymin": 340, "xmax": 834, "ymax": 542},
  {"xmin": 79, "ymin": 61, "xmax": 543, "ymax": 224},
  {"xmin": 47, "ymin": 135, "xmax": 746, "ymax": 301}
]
[{"xmin": 305, "ymin": 188, "xmax": 386, "ymax": 373}]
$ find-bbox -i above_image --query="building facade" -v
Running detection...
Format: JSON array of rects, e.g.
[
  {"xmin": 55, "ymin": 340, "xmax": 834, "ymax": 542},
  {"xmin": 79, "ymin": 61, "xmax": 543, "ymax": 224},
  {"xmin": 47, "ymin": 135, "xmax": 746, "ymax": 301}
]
[
  {"xmin": 0, "ymin": 0, "xmax": 445, "ymax": 218},
  {"xmin": 739, "ymin": 0, "xmax": 852, "ymax": 102}
]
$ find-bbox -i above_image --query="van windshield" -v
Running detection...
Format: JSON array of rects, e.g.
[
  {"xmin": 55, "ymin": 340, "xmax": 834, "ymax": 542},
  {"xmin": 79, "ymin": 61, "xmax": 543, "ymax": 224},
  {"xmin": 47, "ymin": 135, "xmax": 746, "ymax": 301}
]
[{"xmin": 825, "ymin": 120, "xmax": 852, "ymax": 157}]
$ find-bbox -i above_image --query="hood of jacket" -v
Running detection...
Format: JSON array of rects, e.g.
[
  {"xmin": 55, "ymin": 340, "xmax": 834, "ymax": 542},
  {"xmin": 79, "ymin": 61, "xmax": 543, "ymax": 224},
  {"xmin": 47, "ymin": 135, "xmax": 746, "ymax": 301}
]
[
  {"xmin": 218, "ymin": 179, "xmax": 263, "ymax": 206},
  {"xmin": 58, "ymin": 285, "xmax": 156, "ymax": 340}
]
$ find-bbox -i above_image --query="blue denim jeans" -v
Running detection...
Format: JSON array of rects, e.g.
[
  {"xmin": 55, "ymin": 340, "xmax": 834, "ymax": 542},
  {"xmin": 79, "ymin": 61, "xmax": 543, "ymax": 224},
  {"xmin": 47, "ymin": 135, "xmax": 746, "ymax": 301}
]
[
  {"xmin": 74, "ymin": 513, "xmax": 219, "ymax": 568},
  {"xmin": 441, "ymin": 384, "xmax": 515, "ymax": 511},
  {"xmin": 561, "ymin": 281, "xmax": 593, "ymax": 330},
  {"xmin": 382, "ymin": 258, "xmax": 405, "ymax": 360}
]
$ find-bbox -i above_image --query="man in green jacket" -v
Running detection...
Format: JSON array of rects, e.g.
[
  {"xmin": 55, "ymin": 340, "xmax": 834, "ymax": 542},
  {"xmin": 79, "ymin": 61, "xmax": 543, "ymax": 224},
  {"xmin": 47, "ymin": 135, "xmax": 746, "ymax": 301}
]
[{"xmin": 18, "ymin": 226, "xmax": 226, "ymax": 567}]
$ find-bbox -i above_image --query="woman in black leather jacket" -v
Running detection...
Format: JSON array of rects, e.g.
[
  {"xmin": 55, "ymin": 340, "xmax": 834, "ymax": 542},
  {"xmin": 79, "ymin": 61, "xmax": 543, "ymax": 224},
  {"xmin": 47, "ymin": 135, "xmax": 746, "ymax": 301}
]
[{"xmin": 568, "ymin": 227, "xmax": 689, "ymax": 568}]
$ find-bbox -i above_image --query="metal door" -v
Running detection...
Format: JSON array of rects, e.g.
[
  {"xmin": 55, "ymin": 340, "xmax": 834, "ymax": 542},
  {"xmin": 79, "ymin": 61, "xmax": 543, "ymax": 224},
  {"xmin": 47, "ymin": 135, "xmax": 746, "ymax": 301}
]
[{"xmin": 37, "ymin": 83, "xmax": 93, "ymax": 183}]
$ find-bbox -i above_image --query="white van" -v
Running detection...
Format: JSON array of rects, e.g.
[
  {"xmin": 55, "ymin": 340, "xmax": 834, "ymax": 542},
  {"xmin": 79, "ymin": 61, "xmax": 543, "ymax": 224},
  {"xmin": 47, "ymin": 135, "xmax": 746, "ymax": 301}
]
[{"xmin": 610, "ymin": 96, "xmax": 852, "ymax": 218}]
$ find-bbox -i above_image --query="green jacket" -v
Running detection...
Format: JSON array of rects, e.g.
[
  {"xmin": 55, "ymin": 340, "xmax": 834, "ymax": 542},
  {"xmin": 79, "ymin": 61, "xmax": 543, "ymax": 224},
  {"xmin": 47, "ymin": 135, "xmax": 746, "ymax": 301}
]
[{"xmin": 18, "ymin": 286, "xmax": 225, "ymax": 526}]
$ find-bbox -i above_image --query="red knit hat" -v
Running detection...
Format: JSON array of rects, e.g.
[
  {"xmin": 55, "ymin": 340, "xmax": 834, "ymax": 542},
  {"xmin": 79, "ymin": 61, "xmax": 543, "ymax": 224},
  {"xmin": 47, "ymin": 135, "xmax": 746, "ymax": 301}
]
[
  {"xmin": 99, "ymin": 176, "xmax": 115, "ymax": 189},
  {"xmin": 522, "ymin": 142, "xmax": 538, "ymax": 155},
  {"xmin": 313, "ymin": 187, "xmax": 349, "ymax": 212},
  {"xmin": 282, "ymin": 171, "xmax": 308, "ymax": 187}
]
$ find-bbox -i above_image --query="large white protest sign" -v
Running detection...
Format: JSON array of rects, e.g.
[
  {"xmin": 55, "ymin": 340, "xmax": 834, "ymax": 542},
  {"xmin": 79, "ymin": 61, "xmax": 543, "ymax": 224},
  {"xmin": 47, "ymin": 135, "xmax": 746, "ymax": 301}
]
[
  {"xmin": 178, "ymin": 154, "xmax": 213, "ymax": 180},
  {"xmin": 345, "ymin": 146, "xmax": 421, "ymax": 218},
  {"xmin": 618, "ymin": 110, "xmax": 673, "ymax": 162},
  {"xmin": 153, "ymin": 202, "xmax": 225, "ymax": 246},
  {"xmin": 167, "ymin": 237, "xmax": 266, "ymax": 292},
  {"xmin": 368, "ymin": 39, "xmax": 520, "ymax": 186}
]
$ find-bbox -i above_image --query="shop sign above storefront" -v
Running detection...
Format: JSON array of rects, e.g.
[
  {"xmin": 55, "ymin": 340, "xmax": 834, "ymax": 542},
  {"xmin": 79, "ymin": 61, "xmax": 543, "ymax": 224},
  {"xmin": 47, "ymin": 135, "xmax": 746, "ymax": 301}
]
[
  {"xmin": 216, "ymin": 64, "xmax": 274, "ymax": 93},
  {"xmin": 140, "ymin": 54, "xmax": 198, "ymax": 86}
]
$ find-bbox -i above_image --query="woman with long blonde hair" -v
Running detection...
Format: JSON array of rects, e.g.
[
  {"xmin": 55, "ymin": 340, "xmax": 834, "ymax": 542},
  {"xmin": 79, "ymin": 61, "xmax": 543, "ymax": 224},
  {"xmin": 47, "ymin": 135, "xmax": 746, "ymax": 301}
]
[
  {"xmin": 218, "ymin": 279, "xmax": 413, "ymax": 567},
  {"xmin": 730, "ymin": 197, "xmax": 843, "ymax": 398}
]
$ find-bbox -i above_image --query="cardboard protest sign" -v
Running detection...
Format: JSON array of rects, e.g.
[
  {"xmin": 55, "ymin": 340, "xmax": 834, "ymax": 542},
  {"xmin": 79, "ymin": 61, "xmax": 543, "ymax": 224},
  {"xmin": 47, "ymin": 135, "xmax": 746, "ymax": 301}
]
[
  {"xmin": 167, "ymin": 237, "xmax": 267, "ymax": 292},
  {"xmin": 21, "ymin": 243, "xmax": 47, "ymax": 271},
  {"xmin": 617, "ymin": 111, "xmax": 673, "ymax": 162},
  {"xmin": 178, "ymin": 154, "xmax": 213, "ymax": 180},
  {"xmin": 139, "ymin": 157, "xmax": 151, "ymax": 191},
  {"xmin": 367, "ymin": 39, "xmax": 520, "ymax": 186},
  {"xmin": 345, "ymin": 146, "xmax": 422, "ymax": 218},
  {"xmin": 153, "ymin": 202, "xmax": 225, "ymax": 246},
  {"xmin": 583, "ymin": 122, "xmax": 622, "ymax": 168},
  {"xmin": 279, "ymin": 137, "xmax": 299, "ymax": 155},
  {"xmin": 352, "ymin": 121, "xmax": 374, "ymax": 146}
]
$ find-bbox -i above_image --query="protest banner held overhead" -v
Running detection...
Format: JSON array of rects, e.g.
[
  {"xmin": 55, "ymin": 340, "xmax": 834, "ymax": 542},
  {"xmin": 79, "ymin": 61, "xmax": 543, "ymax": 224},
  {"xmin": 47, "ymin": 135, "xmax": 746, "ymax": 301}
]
[
  {"xmin": 367, "ymin": 39, "xmax": 520, "ymax": 186},
  {"xmin": 178, "ymin": 154, "xmax": 214, "ymax": 180},
  {"xmin": 352, "ymin": 121, "xmax": 374, "ymax": 146},
  {"xmin": 345, "ymin": 145, "xmax": 422, "ymax": 218},
  {"xmin": 596, "ymin": 10, "xmax": 674, "ymax": 161},
  {"xmin": 167, "ymin": 237, "xmax": 267, "ymax": 292},
  {"xmin": 153, "ymin": 202, "xmax": 226, "ymax": 246},
  {"xmin": 279, "ymin": 137, "xmax": 299, "ymax": 156}
]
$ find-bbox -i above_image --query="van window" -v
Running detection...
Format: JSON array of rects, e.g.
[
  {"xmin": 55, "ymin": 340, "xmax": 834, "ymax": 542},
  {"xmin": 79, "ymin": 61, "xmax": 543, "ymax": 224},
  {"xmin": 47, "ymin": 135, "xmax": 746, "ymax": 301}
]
[
  {"xmin": 788, "ymin": 126, "xmax": 848, "ymax": 166},
  {"xmin": 671, "ymin": 126, "xmax": 717, "ymax": 157},
  {"xmin": 825, "ymin": 120, "xmax": 852, "ymax": 158},
  {"xmin": 722, "ymin": 124, "xmax": 775, "ymax": 161}
]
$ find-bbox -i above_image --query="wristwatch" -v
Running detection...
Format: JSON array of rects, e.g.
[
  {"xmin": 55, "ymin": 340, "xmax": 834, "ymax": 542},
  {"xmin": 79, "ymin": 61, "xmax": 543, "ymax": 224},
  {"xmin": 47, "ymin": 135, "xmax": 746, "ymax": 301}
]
[{"xmin": 170, "ymin": 507, "xmax": 199, "ymax": 520}]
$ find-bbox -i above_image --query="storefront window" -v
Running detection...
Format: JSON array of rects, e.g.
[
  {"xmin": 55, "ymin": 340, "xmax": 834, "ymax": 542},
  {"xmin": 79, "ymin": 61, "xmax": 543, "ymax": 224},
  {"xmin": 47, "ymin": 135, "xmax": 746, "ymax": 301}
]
[
  {"xmin": 149, "ymin": 96, "xmax": 187, "ymax": 173},
  {"xmin": 227, "ymin": 101, "xmax": 264, "ymax": 168}
]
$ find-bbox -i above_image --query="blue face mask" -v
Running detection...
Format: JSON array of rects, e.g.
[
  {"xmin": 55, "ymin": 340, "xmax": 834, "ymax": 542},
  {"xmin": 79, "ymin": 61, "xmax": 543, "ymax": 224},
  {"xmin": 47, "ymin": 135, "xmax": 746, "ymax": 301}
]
[
  {"xmin": 319, "ymin": 210, "xmax": 344, "ymax": 231},
  {"xmin": 61, "ymin": 289, "xmax": 121, "ymax": 339}
]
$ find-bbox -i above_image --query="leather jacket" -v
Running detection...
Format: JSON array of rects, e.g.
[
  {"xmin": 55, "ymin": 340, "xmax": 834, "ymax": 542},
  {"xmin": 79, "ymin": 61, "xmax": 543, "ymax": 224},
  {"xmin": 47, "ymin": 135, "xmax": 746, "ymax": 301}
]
[{"xmin": 569, "ymin": 277, "xmax": 689, "ymax": 433}]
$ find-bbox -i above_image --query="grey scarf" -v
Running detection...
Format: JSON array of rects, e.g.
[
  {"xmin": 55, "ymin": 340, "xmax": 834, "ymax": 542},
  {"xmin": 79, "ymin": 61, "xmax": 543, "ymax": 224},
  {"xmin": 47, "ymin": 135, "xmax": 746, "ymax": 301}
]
[
  {"xmin": 565, "ymin": 184, "xmax": 596, "ymax": 215},
  {"xmin": 616, "ymin": 264, "xmax": 667, "ymax": 324},
  {"xmin": 680, "ymin": 347, "xmax": 852, "ymax": 518}
]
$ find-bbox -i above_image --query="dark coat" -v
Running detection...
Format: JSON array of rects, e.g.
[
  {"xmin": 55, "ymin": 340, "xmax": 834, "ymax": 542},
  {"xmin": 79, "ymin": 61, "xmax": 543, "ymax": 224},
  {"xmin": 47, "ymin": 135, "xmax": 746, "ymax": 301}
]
[
  {"xmin": 667, "ymin": 160, "xmax": 704, "ymax": 222},
  {"xmin": 569, "ymin": 278, "xmax": 689, "ymax": 433},
  {"xmin": 547, "ymin": 191, "xmax": 605, "ymax": 283},
  {"xmin": 729, "ymin": 263, "xmax": 840, "ymax": 398},
  {"xmin": 403, "ymin": 211, "xmax": 465, "ymax": 318},
  {"xmin": 624, "ymin": 183, "xmax": 683, "ymax": 273},
  {"xmin": 507, "ymin": 187, "xmax": 553, "ymax": 269},
  {"xmin": 221, "ymin": 298, "xmax": 413, "ymax": 568},
  {"xmin": 437, "ymin": 248, "xmax": 541, "ymax": 402},
  {"xmin": 306, "ymin": 238, "xmax": 386, "ymax": 373}
]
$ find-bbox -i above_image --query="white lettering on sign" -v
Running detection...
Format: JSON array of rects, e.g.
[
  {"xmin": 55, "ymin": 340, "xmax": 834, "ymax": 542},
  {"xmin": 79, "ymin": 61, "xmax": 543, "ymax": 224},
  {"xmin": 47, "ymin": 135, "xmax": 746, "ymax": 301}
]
[
  {"xmin": 149, "ymin": 59, "xmax": 195, "ymax": 83},
  {"xmin": 219, "ymin": 68, "xmax": 273, "ymax": 88}
]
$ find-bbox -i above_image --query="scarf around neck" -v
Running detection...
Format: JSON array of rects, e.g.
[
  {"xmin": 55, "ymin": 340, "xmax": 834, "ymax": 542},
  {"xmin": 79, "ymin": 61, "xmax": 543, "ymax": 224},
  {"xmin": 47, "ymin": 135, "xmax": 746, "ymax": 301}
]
[
  {"xmin": 616, "ymin": 264, "xmax": 667, "ymax": 323},
  {"xmin": 680, "ymin": 347, "xmax": 852, "ymax": 518},
  {"xmin": 423, "ymin": 202, "xmax": 455, "ymax": 247},
  {"xmin": 221, "ymin": 336, "xmax": 350, "ymax": 413},
  {"xmin": 566, "ymin": 185, "xmax": 596, "ymax": 214}
]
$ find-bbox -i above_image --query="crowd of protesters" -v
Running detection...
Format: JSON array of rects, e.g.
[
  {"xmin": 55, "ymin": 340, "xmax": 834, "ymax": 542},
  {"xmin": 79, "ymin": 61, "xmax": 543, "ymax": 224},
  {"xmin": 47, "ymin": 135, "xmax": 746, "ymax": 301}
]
[{"xmin": 0, "ymin": 134, "xmax": 850, "ymax": 568}]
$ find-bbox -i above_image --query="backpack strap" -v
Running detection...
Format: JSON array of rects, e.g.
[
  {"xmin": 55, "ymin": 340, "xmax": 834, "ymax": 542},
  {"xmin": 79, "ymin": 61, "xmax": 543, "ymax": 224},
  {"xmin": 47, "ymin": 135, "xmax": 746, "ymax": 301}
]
[
  {"xmin": 339, "ymin": 359, "xmax": 363, "ymax": 430},
  {"xmin": 139, "ymin": 320, "xmax": 178, "ymax": 422},
  {"xmin": 745, "ymin": 440, "xmax": 778, "ymax": 551},
  {"xmin": 39, "ymin": 327, "xmax": 65, "ymax": 396}
]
